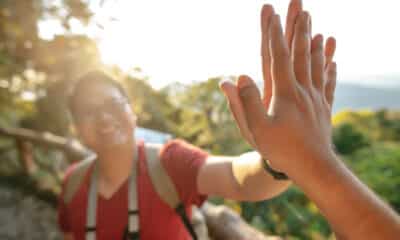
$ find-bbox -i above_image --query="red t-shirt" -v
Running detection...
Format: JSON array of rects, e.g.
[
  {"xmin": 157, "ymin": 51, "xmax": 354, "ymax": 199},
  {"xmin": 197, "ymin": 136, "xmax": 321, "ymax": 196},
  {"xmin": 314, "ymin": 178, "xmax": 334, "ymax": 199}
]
[{"xmin": 58, "ymin": 139, "xmax": 208, "ymax": 240}]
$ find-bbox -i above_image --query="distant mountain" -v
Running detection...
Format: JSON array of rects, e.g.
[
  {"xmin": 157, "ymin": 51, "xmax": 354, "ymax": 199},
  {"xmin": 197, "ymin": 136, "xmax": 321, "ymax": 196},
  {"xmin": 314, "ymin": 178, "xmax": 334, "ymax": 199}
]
[
  {"xmin": 333, "ymin": 83, "xmax": 400, "ymax": 113},
  {"xmin": 256, "ymin": 79, "xmax": 400, "ymax": 113},
  {"xmin": 344, "ymin": 75, "xmax": 400, "ymax": 89}
]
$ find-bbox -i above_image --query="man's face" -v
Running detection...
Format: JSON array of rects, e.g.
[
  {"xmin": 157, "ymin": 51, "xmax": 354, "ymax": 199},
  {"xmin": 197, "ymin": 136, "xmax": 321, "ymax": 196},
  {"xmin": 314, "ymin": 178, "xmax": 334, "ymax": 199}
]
[{"xmin": 72, "ymin": 82, "xmax": 136, "ymax": 151}]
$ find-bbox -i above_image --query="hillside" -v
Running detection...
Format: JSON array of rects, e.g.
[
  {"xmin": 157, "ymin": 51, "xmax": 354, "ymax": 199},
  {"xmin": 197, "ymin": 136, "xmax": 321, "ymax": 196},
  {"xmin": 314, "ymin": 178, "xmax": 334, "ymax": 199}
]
[
  {"xmin": 256, "ymin": 78, "xmax": 400, "ymax": 113},
  {"xmin": 333, "ymin": 83, "xmax": 400, "ymax": 113}
]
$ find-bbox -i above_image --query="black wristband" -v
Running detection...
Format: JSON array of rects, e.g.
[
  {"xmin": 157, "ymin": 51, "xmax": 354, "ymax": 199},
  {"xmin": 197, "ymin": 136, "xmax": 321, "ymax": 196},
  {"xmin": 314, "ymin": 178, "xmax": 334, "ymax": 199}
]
[{"xmin": 262, "ymin": 159, "xmax": 289, "ymax": 180}]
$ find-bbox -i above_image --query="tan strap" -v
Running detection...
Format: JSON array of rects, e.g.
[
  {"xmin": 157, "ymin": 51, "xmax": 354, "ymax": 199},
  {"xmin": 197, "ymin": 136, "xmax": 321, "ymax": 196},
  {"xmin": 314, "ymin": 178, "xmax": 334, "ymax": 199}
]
[
  {"xmin": 86, "ymin": 146, "xmax": 139, "ymax": 240},
  {"xmin": 63, "ymin": 154, "xmax": 97, "ymax": 204},
  {"xmin": 145, "ymin": 143, "xmax": 180, "ymax": 209}
]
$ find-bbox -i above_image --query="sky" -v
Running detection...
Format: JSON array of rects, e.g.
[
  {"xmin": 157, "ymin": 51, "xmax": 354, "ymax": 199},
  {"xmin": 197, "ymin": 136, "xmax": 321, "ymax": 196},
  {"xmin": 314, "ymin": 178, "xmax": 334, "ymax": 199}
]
[{"xmin": 39, "ymin": 0, "xmax": 400, "ymax": 89}]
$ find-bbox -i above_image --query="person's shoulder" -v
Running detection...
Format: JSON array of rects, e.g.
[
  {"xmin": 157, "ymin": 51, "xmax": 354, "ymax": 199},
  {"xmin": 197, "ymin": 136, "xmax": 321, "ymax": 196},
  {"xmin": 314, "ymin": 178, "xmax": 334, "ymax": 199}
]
[
  {"xmin": 62, "ymin": 163, "xmax": 79, "ymax": 185},
  {"xmin": 157, "ymin": 139, "xmax": 209, "ymax": 205},
  {"xmin": 63, "ymin": 157, "xmax": 94, "ymax": 181},
  {"xmin": 159, "ymin": 139, "xmax": 186, "ymax": 160},
  {"xmin": 59, "ymin": 163, "xmax": 79, "ymax": 204},
  {"xmin": 159, "ymin": 138, "xmax": 209, "ymax": 167},
  {"xmin": 160, "ymin": 139, "xmax": 201, "ymax": 155},
  {"xmin": 60, "ymin": 157, "xmax": 95, "ymax": 203}
]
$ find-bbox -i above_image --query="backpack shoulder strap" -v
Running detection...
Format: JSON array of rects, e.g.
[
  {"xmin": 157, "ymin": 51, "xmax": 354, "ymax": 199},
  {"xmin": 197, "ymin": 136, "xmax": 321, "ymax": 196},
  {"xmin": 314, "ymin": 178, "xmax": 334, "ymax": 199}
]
[
  {"xmin": 144, "ymin": 143, "xmax": 198, "ymax": 240},
  {"xmin": 144, "ymin": 143, "xmax": 180, "ymax": 208},
  {"xmin": 63, "ymin": 154, "xmax": 96, "ymax": 204}
]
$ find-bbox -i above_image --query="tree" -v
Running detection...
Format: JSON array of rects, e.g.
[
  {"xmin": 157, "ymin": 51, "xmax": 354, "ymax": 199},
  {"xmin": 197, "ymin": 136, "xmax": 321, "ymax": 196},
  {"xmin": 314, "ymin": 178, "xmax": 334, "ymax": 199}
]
[
  {"xmin": 344, "ymin": 143, "xmax": 400, "ymax": 212},
  {"xmin": 333, "ymin": 123, "xmax": 370, "ymax": 155},
  {"xmin": 163, "ymin": 77, "xmax": 249, "ymax": 155}
]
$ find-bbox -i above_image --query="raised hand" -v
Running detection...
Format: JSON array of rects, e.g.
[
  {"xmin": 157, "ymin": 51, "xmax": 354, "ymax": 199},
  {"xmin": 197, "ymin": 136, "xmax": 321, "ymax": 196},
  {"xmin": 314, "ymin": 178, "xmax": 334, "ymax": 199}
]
[
  {"xmin": 221, "ymin": 0, "xmax": 336, "ymax": 150},
  {"xmin": 222, "ymin": 6, "xmax": 337, "ymax": 177},
  {"xmin": 221, "ymin": 0, "xmax": 336, "ymax": 172},
  {"xmin": 220, "ymin": 4, "xmax": 400, "ymax": 239}
]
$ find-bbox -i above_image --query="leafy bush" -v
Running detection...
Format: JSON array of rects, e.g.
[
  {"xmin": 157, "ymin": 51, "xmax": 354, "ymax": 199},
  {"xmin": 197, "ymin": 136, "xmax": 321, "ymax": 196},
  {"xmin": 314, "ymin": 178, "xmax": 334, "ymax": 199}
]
[{"xmin": 333, "ymin": 123, "xmax": 370, "ymax": 154}]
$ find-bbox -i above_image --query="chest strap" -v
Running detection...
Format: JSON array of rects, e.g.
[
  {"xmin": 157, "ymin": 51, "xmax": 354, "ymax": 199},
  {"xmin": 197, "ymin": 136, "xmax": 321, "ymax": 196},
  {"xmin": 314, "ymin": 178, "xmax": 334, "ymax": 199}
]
[{"xmin": 86, "ymin": 145, "xmax": 139, "ymax": 240}]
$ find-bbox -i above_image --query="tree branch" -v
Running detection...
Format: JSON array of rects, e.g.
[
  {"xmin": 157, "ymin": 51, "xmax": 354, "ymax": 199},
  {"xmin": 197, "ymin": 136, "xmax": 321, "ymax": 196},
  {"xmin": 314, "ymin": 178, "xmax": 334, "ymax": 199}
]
[{"xmin": 0, "ymin": 126, "xmax": 90, "ymax": 160}]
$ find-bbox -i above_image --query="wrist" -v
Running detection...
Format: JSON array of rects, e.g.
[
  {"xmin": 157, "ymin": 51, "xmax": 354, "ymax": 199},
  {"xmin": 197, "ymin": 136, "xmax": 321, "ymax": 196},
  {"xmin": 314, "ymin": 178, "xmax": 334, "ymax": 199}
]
[{"xmin": 288, "ymin": 150, "xmax": 340, "ymax": 186}]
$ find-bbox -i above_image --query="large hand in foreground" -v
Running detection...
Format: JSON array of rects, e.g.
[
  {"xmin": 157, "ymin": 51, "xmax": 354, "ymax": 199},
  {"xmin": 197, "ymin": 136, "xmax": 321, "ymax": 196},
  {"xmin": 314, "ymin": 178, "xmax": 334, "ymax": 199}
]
[
  {"xmin": 221, "ymin": 4, "xmax": 400, "ymax": 238},
  {"xmin": 221, "ymin": 3, "xmax": 337, "ymax": 177},
  {"xmin": 221, "ymin": 0, "xmax": 336, "ymax": 151}
]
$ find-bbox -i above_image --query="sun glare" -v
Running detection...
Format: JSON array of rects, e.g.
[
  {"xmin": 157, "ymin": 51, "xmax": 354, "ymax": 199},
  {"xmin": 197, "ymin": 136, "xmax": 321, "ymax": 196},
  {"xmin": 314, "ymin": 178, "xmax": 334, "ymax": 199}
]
[
  {"xmin": 93, "ymin": 0, "xmax": 400, "ymax": 88},
  {"xmin": 99, "ymin": 35, "xmax": 133, "ymax": 72}
]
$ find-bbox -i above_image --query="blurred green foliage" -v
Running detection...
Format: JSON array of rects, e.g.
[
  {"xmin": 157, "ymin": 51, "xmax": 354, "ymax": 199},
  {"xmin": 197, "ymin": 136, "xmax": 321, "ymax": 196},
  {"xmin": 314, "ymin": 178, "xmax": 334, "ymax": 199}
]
[
  {"xmin": 0, "ymin": 1, "xmax": 399, "ymax": 240},
  {"xmin": 344, "ymin": 143, "xmax": 400, "ymax": 212},
  {"xmin": 333, "ymin": 123, "xmax": 370, "ymax": 154}
]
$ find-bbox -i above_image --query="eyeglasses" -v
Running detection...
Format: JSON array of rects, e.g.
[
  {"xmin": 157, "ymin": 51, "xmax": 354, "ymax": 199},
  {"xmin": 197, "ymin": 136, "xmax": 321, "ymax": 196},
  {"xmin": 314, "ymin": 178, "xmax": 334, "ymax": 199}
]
[{"xmin": 74, "ymin": 97, "xmax": 129, "ymax": 122}]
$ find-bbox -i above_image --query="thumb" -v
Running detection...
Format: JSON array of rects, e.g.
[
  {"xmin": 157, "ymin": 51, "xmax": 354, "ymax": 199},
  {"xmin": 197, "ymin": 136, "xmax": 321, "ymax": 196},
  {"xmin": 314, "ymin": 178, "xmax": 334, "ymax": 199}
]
[
  {"xmin": 238, "ymin": 75, "xmax": 270, "ymax": 144},
  {"xmin": 220, "ymin": 80, "xmax": 257, "ymax": 148}
]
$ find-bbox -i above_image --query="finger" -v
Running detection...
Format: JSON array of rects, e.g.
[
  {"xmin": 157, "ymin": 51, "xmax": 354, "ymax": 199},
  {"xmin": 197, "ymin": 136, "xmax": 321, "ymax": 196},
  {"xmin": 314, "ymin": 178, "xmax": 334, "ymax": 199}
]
[
  {"xmin": 270, "ymin": 14, "xmax": 296, "ymax": 96},
  {"xmin": 238, "ymin": 75, "xmax": 269, "ymax": 142},
  {"xmin": 311, "ymin": 34, "xmax": 324, "ymax": 90},
  {"xmin": 292, "ymin": 11, "xmax": 312, "ymax": 87},
  {"xmin": 285, "ymin": 0, "xmax": 303, "ymax": 49},
  {"xmin": 324, "ymin": 37, "xmax": 336, "ymax": 68},
  {"xmin": 260, "ymin": 4, "xmax": 275, "ymax": 108},
  {"xmin": 220, "ymin": 81, "xmax": 257, "ymax": 148},
  {"xmin": 325, "ymin": 62, "xmax": 337, "ymax": 109}
]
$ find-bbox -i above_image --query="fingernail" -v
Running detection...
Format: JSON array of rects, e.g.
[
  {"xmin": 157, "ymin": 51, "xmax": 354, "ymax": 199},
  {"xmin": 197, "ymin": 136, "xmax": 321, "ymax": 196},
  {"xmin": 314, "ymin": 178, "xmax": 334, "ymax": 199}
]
[
  {"xmin": 316, "ymin": 34, "xmax": 323, "ymax": 46},
  {"xmin": 262, "ymin": 4, "xmax": 273, "ymax": 14},
  {"xmin": 273, "ymin": 14, "xmax": 281, "ymax": 25},
  {"xmin": 219, "ymin": 79, "xmax": 227, "ymax": 88},
  {"xmin": 300, "ymin": 11, "xmax": 309, "ymax": 25},
  {"xmin": 219, "ymin": 84, "xmax": 230, "ymax": 95},
  {"xmin": 327, "ymin": 36, "xmax": 336, "ymax": 47},
  {"xmin": 269, "ymin": 14, "xmax": 281, "ymax": 34},
  {"xmin": 237, "ymin": 75, "xmax": 253, "ymax": 89},
  {"xmin": 290, "ymin": 0, "xmax": 303, "ymax": 9},
  {"xmin": 261, "ymin": 5, "xmax": 274, "ymax": 31},
  {"xmin": 303, "ymin": 11, "xmax": 310, "ymax": 22}
]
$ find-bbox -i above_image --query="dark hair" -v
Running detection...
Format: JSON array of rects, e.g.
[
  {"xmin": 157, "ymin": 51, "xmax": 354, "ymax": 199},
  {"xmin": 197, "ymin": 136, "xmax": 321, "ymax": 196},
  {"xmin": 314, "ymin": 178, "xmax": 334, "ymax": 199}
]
[{"xmin": 68, "ymin": 70, "xmax": 128, "ymax": 118}]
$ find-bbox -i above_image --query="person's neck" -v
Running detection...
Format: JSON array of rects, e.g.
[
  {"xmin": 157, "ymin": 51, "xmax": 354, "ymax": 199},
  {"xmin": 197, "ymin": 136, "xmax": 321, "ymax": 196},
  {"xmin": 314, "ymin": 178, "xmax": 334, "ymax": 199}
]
[{"xmin": 96, "ymin": 138, "xmax": 136, "ymax": 188}]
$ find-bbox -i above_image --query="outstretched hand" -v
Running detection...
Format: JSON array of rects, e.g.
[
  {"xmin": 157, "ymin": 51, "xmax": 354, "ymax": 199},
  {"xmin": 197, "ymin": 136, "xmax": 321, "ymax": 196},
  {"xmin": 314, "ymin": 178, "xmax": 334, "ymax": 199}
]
[
  {"xmin": 220, "ymin": 0, "xmax": 337, "ymax": 178},
  {"xmin": 221, "ymin": 4, "xmax": 400, "ymax": 238}
]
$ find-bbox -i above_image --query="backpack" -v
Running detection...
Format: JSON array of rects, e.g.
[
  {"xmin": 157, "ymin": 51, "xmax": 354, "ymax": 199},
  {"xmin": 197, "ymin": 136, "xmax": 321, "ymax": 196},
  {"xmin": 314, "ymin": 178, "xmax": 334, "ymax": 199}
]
[{"xmin": 62, "ymin": 143, "xmax": 198, "ymax": 240}]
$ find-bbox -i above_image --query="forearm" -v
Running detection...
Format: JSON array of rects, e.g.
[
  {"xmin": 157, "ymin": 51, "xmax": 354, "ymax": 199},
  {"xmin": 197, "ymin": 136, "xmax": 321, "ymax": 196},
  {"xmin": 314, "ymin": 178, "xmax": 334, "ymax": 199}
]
[
  {"xmin": 232, "ymin": 152, "xmax": 291, "ymax": 201},
  {"xmin": 291, "ymin": 153, "xmax": 400, "ymax": 239}
]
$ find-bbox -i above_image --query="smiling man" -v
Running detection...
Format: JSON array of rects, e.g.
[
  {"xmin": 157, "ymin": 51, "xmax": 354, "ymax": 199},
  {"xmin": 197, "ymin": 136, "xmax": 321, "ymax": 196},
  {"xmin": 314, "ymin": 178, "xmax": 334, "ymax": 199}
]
[
  {"xmin": 57, "ymin": 1, "xmax": 336, "ymax": 240},
  {"xmin": 59, "ymin": 69, "xmax": 292, "ymax": 240},
  {"xmin": 59, "ymin": 69, "xmax": 290, "ymax": 239}
]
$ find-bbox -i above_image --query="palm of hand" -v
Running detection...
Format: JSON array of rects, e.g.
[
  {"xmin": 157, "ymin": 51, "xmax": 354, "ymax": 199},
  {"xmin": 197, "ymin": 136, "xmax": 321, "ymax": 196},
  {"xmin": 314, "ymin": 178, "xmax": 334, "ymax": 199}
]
[{"xmin": 221, "ymin": 1, "xmax": 337, "ymax": 175}]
